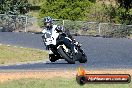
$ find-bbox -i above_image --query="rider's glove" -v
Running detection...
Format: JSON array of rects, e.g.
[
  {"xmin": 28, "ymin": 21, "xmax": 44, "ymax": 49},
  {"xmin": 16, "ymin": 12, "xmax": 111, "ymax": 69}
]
[
  {"xmin": 55, "ymin": 26, "xmax": 63, "ymax": 32},
  {"xmin": 73, "ymin": 39, "xmax": 76, "ymax": 43},
  {"xmin": 73, "ymin": 40, "xmax": 82, "ymax": 47}
]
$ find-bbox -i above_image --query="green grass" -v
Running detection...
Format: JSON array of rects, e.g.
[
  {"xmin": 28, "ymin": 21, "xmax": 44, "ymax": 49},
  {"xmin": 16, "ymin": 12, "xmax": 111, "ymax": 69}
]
[
  {"xmin": 0, "ymin": 44, "xmax": 48, "ymax": 65},
  {"xmin": 0, "ymin": 78, "xmax": 131, "ymax": 88}
]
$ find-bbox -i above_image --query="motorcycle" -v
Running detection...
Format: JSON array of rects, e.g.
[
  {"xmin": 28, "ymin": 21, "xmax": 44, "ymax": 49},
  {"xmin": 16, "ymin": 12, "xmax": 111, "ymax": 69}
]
[{"xmin": 42, "ymin": 28, "xmax": 87, "ymax": 64}]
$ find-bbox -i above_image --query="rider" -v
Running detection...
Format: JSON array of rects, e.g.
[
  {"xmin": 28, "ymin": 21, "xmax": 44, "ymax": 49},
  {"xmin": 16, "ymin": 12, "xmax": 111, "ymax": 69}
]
[{"xmin": 42, "ymin": 16, "xmax": 79, "ymax": 53}]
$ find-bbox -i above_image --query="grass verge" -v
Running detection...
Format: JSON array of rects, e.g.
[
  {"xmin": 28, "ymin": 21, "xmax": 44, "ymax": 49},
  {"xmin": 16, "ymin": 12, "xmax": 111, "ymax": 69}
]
[
  {"xmin": 0, "ymin": 78, "xmax": 131, "ymax": 88},
  {"xmin": 0, "ymin": 44, "xmax": 48, "ymax": 65}
]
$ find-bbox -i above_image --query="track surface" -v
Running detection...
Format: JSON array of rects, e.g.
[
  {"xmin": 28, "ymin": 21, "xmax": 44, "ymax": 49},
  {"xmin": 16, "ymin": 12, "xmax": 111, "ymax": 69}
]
[{"xmin": 0, "ymin": 32, "xmax": 132, "ymax": 70}]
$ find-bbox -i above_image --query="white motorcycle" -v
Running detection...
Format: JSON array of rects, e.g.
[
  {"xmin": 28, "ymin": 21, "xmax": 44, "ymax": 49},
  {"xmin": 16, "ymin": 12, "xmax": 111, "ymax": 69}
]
[{"xmin": 42, "ymin": 26, "xmax": 87, "ymax": 64}]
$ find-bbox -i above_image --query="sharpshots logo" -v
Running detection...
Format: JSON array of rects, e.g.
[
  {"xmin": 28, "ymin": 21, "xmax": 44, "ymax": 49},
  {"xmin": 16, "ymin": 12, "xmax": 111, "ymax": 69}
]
[{"xmin": 76, "ymin": 67, "xmax": 131, "ymax": 85}]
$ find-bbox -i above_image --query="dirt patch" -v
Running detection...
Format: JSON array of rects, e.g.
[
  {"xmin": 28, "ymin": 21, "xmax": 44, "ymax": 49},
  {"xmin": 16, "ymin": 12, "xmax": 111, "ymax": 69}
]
[
  {"xmin": 0, "ymin": 70, "xmax": 74, "ymax": 83},
  {"xmin": 0, "ymin": 69, "xmax": 132, "ymax": 83},
  {"xmin": 96, "ymin": 0, "xmax": 116, "ymax": 5}
]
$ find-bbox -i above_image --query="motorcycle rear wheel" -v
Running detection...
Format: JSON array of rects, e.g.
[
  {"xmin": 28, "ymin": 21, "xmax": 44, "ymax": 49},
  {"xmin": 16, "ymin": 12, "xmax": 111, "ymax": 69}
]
[{"xmin": 79, "ymin": 53, "xmax": 87, "ymax": 63}]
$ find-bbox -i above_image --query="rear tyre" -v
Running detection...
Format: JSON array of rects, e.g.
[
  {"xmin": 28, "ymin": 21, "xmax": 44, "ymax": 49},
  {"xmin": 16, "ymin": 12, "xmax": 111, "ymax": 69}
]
[
  {"xmin": 79, "ymin": 53, "xmax": 87, "ymax": 63},
  {"xmin": 58, "ymin": 46, "xmax": 75, "ymax": 64}
]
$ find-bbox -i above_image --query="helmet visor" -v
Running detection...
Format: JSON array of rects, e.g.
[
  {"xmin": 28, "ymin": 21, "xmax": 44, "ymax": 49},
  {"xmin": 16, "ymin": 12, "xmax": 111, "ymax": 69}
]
[{"xmin": 44, "ymin": 22, "xmax": 52, "ymax": 27}]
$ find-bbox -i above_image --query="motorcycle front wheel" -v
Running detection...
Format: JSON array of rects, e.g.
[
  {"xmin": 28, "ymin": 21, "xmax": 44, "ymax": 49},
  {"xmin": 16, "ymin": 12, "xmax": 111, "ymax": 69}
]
[{"xmin": 57, "ymin": 46, "xmax": 75, "ymax": 64}]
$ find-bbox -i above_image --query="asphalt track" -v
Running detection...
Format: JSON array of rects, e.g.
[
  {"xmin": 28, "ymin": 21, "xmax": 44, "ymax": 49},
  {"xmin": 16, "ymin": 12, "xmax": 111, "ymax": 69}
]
[{"xmin": 0, "ymin": 32, "xmax": 132, "ymax": 70}]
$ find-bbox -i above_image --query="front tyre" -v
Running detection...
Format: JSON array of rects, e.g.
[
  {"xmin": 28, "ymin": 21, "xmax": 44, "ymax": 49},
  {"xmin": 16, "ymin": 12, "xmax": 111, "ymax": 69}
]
[{"xmin": 58, "ymin": 46, "xmax": 75, "ymax": 64}]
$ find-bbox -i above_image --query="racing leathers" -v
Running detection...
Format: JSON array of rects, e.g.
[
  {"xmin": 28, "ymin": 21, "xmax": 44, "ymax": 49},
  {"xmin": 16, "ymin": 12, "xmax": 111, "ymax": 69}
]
[{"xmin": 42, "ymin": 25, "xmax": 79, "ymax": 54}]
